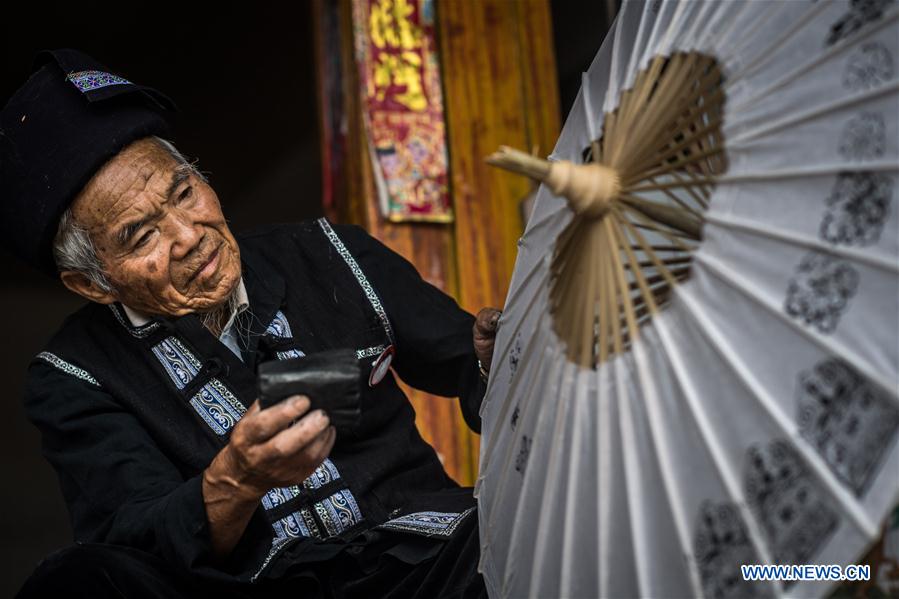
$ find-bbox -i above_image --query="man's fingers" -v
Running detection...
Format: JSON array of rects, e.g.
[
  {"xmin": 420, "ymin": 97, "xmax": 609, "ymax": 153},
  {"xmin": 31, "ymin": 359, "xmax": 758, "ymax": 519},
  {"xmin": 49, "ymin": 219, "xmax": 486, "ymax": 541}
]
[
  {"xmin": 264, "ymin": 409, "xmax": 331, "ymax": 458},
  {"xmin": 474, "ymin": 307, "xmax": 502, "ymax": 338},
  {"xmin": 304, "ymin": 425, "xmax": 336, "ymax": 464},
  {"xmin": 241, "ymin": 395, "xmax": 311, "ymax": 442}
]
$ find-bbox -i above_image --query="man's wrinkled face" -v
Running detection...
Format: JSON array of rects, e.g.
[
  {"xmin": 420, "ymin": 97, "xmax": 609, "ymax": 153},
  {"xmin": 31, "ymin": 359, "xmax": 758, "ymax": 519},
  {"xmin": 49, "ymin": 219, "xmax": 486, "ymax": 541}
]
[{"xmin": 71, "ymin": 137, "xmax": 241, "ymax": 316}]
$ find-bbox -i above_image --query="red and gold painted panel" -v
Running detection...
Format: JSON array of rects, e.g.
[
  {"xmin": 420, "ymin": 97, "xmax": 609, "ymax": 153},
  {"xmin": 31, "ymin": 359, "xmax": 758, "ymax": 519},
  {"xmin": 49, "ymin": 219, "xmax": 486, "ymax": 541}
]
[{"xmin": 352, "ymin": 0, "xmax": 452, "ymax": 223}]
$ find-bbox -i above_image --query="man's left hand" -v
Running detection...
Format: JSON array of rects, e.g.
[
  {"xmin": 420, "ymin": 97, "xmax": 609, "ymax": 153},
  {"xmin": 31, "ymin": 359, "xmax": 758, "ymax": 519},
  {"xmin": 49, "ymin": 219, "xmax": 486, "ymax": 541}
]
[{"xmin": 474, "ymin": 307, "xmax": 502, "ymax": 374}]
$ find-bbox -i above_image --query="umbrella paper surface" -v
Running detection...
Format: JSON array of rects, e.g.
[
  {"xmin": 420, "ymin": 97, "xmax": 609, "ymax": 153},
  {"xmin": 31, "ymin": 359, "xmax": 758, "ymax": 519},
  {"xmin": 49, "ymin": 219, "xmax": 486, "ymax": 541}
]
[{"xmin": 476, "ymin": 1, "xmax": 899, "ymax": 597}]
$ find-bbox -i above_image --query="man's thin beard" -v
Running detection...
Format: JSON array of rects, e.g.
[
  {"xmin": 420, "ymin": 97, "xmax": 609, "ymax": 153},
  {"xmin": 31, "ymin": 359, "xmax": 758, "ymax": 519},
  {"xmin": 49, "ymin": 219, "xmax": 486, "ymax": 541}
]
[{"xmin": 198, "ymin": 285, "xmax": 241, "ymax": 337}]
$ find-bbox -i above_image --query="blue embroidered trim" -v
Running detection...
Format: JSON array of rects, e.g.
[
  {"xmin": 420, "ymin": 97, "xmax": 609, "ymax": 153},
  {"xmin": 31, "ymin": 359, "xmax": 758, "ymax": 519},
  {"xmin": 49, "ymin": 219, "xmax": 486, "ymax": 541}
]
[
  {"xmin": 151, "ymin": 337, "xmax": 202, "ymax": 389},
  {"xmin": 264, "ymin": 488, "xmax": 321, "ymax": 540},
  {"xmin": 262, "ymin": 485, "xmax": 300, "ymax": 509},
  {"xmin": 259, "ymin": 458, "xmax": 358, "ymax": 539},
  {"xmin": 36, "ymin": 352, "xmax": 100, "ymax": 386},
  {"xmin": 272, "ymin": 512, "xmax": 311, "ymax": 539},
  {"xmin": 266, "ymin": 310, "xmax": 294, "ymax": 338},
  {"xmin": 267, "ymin": 312, "xmax": 305, "ymax": 360},
  {"xmin": 314, "ymin": 489, "xmax": 364, "ymax": 536},
  {"xmin": 149, "ymin": 336, "xmax": 244, "ymax": 433},
  {"xmin": 317, "ymin": 218, "xmax": 396, "ymax": 345},
  {"xmin": 298, "ymin": 508, "xmax": 322, "ymax": 538},
  {"xmin": 378, "ymin": 508, "xmax": 475, "ymax": 537},
  {"xmin": 66, "ymin": 70, "xmax": 131, "ymax": 93},
  {"xmin": 304, "ymin": 459, "xmax": 342, "ymax": 489},
  {"xmin": 189, "ymin": 378, "xmax": 246, "ymax": 435}
]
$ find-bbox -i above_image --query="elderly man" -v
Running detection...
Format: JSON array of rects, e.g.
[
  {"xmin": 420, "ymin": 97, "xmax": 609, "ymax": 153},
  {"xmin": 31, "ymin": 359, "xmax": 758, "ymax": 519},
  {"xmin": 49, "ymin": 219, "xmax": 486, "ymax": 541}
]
[{"xmin": 3, "ymin": 50, "xmax": 500, "ymax": 598}]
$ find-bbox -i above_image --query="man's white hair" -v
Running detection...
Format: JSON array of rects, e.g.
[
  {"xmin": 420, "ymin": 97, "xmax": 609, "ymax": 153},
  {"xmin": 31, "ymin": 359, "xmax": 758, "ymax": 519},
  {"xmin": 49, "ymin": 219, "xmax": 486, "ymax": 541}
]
[{"xmin": 52, "ymin": 137, "xmax": 206, "ymax": 292}]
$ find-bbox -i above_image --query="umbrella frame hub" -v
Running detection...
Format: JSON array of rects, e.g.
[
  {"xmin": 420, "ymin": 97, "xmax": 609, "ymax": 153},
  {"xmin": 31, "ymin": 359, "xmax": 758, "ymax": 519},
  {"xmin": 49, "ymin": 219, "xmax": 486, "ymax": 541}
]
[{"xmin": 488, "ymin": 52, "xmax": 728, "ymax": 368}]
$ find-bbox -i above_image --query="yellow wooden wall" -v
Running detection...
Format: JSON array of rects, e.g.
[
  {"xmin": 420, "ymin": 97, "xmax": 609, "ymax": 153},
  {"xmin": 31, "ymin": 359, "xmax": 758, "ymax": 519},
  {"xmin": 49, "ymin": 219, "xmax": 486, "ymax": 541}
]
[{"xmin": 317, "ymin": 0, "xmax": 560, "ymax": 486}]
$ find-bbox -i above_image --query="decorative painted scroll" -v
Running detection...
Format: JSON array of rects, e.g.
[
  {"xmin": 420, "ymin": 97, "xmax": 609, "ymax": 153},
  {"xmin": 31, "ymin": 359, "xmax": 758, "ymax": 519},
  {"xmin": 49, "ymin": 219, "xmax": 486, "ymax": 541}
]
[{"xmin": 352, "ymin": 0, "xmax": 452, "ymax": 223}]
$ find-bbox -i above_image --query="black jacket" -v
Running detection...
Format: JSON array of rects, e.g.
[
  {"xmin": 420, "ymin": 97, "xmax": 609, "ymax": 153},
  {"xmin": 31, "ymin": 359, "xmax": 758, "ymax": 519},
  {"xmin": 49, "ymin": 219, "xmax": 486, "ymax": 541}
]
[{"xmin": 25, "ymin": 220, "xmax": 485, "ymax": 583}]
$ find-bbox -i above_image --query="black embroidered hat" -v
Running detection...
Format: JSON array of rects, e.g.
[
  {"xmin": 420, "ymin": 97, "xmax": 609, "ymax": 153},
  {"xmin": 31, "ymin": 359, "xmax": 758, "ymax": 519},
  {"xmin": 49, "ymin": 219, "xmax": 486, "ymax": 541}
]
[{"xmin": 0, "ymin": 48, "xmax": 175, "ymax": 274}]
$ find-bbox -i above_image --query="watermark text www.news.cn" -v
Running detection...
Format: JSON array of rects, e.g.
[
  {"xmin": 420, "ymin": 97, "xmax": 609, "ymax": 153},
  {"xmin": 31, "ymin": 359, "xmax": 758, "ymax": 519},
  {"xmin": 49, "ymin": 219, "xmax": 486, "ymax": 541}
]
[{"xmin": 741, "ymin": 564, "xmax": 870, "ymax": 582}]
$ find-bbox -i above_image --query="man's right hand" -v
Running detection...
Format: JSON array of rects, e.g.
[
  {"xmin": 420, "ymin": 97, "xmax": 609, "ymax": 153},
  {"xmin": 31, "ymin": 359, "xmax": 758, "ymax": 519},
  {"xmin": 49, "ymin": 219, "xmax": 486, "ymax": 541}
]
[{"xmin": 202, "ymin": 395, "xmax": 335, "ymax": 557}]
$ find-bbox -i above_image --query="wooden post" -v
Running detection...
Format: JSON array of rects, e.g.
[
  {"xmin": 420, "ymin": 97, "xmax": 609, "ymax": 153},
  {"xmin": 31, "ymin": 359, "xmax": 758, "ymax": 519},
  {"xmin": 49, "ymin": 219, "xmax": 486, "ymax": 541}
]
[{"xmin": 314, "ymin": 0, "xmax": 560, "ymax": 485}]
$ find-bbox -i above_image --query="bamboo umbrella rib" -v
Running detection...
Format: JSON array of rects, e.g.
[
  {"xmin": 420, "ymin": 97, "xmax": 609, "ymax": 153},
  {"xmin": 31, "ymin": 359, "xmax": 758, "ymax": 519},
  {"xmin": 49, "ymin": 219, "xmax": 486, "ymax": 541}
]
[
  {"xmin": 560, "ymin": 227, "xmax": 592, "ymax": 361},
  {"xmin": 635, "ymin": 255, "xmax": 694, "ymax": 268},
  {"xmin": 555, "ymin": 252, "xmax": 584, "ymax": 339},
  {"xmin": 656, "ymin": 108, "xmax": 724, "ymax": 162},
  {"xmin": 606, "ymin": 86, "xmax": 632, "ymax": 158},
  {"xmin": 645, "ymin": 176, "xmax": 705, "ymax": 219},
  {"xmin": 615, "ymin": 206, "xmax": 684, "ymax": 291},
  {"xmin": 628, "ymin": 143, "xmax": 725, "ymax": 185},
  {"xmin": 614, "ymin": 54, "xmax": 695, "ymax": 168},
  {"xmin": 601, "ymin": 109, "xmax": 620, "ymax": 166},
  {"xmin": 621, "ymin": 55, "xmax": 721, "ymax": 169},
  {"xmin": 603, "ymin": 225, "xmax": 625, "ymax": 359},
  {"xmin": 657, "ymin": 84, "xmax": 725, "ymax": 151},
  {"xmin": 579, "ymin": 225, "xmax": 602, "ymax": 366},
  {"xmin": 606, "ymin": 217, "xmax": 641, "ymax": 354},
  {"xmin": 630, "ymin": 221, "xmax": 697, "ymax": 246},
  {"xmin": 631, "ymin": 115, "xmax": 724, "ymax": 179},
  {"xmin": 628, "ymin": 176, "xmax": 718, "ymax": 195},
  {"xmin": 680, "ymin": 170, "xmax": 714, "ymax": 206},
  {"xmin": 628, "ymin": 55, "xmax": 669, "ymax": 119},
  {"xmin": 619, "ymin": 202, "xmax": 697, "ymax": 250},
  {"xmin": 613, "ymin": 56, "xmax": 672, "ymax": 167},
  {"xmin": 551, "ymin": 221, "xmax": 583, "ymax": 286},
  {"xmin": 627, "ymin": 266, "xmax": 691, "ymax": 292},
  {"xmin": 619, "ymin": 54, "xmax": 700, "ymax": 150},
  {"xmin": 614, "ymin": 218, "xmax": 661, "ymax": 316},
  {"xmin": 619, "ymin": 193, "xmax": 703, "ymax": 240},
  {"xmin": 613, "ymin": 73, "xmax": 647, "ymax": 154},
  {"xmin": 597, "ymin": 225, "xmax": 612, "ymax": 365},
  {"xmin": 642, "ymin": 244, "xmax": 694, "ymax": 253}
]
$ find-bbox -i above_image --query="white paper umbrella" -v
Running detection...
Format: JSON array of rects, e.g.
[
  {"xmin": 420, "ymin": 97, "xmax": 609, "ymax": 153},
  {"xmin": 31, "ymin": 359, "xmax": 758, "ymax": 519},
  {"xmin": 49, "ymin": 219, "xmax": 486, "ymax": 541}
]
[{"xmin": 475, "ymin": 1, "xmax": 899, "ymax": 597}]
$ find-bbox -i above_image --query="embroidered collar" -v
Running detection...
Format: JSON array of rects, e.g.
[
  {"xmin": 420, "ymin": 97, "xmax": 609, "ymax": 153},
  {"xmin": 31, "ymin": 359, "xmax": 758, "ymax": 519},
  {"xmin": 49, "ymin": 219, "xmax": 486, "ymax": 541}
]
[
  {"xmin": 120, "ymin": 278, "xmax": 250, "ymax": 338},
  {"xmin": 110, "ymin": 278, "xmax": 250, "ymax": 339}
]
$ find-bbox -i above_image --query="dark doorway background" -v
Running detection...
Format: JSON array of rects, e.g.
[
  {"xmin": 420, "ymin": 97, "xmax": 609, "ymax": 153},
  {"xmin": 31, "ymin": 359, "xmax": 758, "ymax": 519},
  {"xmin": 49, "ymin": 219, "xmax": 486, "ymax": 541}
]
[
  {"xmin": 1, "ymin": 1, "xmax": 607, "ymax": 593},
  {"xmin": 551, "ymin": 0, "xmax": 617, "ymax": 124}
]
